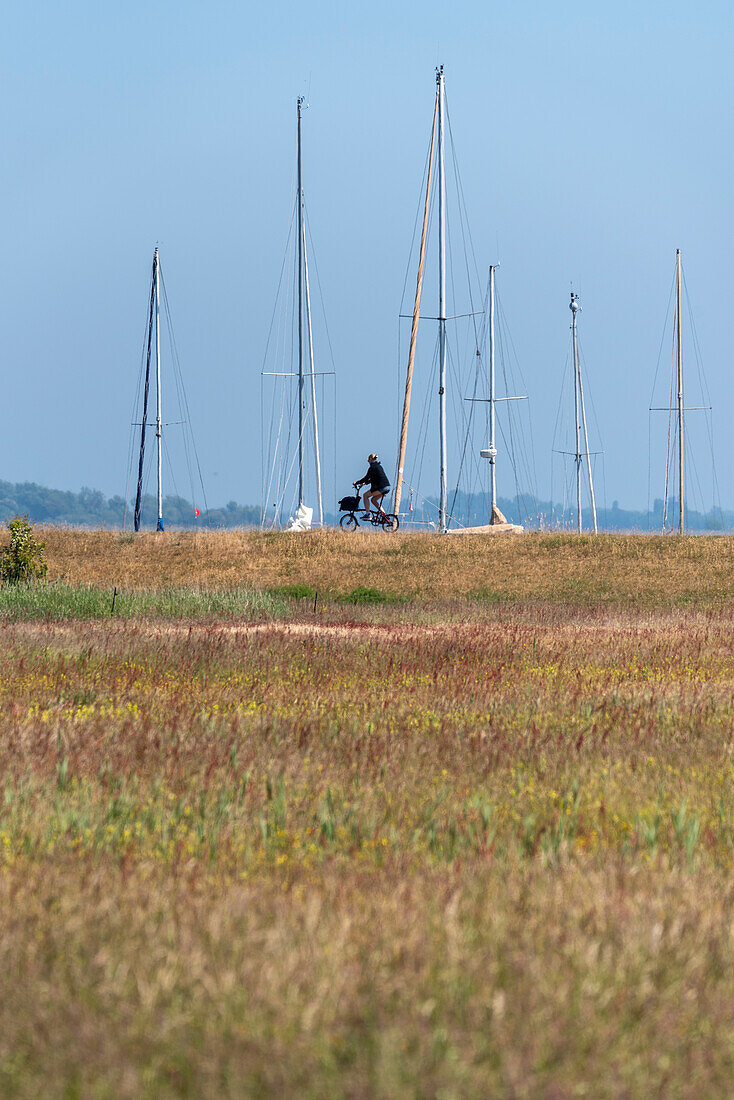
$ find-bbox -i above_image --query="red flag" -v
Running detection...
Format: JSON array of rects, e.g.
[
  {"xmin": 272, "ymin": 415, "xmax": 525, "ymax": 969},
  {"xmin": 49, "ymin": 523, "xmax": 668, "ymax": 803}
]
[{"xmin": 194, "ymin": 507, "xmax": 200, "ymax": 517}]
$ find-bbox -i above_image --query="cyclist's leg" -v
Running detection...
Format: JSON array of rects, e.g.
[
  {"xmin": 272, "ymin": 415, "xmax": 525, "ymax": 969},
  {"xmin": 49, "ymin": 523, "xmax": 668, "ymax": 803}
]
[{"xmin": 364, "ymin": 489, "xmax": 382, "ymax": 516}]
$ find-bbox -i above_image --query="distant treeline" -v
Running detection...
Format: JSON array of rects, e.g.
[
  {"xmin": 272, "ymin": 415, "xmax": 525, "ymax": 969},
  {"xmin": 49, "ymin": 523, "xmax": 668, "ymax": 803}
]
[
  {"xmin": 0, "ymin": 481, "xmax": 260, "ymax": 529},
  {"xmin": 0, "ymin": 479, "xmax": 731, "ymax": 532}
]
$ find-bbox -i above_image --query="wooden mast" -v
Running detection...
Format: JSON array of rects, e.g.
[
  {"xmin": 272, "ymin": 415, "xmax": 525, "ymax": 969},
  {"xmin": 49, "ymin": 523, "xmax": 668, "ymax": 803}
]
[{"xmin": 392, "ymin": 86, "xmax": 439, "ymax": 519}]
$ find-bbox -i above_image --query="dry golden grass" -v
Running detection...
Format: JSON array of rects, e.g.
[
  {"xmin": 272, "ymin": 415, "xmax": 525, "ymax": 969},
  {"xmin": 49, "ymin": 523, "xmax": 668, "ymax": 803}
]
[
  {"xmin": 2, "ymin": 531, "xmax": 734, "ymax": 1095},
  {"xmin": 1, "ymin": 859, "xmax": 731, "ymax": 1099},
  {"xmin": 37, "ymin": 527, "xmax": 734, "ymax": 605}
]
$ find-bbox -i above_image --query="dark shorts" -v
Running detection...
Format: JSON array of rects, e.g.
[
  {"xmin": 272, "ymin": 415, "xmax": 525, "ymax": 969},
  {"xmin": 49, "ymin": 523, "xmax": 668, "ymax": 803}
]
[{"xmin": 366, "ymin": 487, "xmax": 389, "ymax": 498}]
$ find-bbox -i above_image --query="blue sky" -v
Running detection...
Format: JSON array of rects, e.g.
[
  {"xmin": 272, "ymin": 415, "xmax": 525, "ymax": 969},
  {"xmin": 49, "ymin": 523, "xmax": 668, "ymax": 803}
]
[{"xmin": 1, "ymin": 1, "xmax": 732, "ymax": 514}]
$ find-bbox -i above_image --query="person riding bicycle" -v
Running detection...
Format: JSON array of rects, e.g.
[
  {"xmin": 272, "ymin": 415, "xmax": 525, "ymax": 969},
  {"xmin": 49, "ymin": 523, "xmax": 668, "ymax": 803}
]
[{"xmin": 354, "ymin": 454, "xmax": 390, "ymax": 518}]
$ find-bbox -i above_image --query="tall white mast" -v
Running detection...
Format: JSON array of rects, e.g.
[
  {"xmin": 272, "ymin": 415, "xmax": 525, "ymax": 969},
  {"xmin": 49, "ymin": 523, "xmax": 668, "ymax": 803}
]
[
  {"xmin": 570, "ymin": 292, "xmax": 597, "ymax": 534},
  {"xmin": 296, "ymin": 97, "xmax": 305, "ymax": 508},
  {"xmin": 154, "ymin": 247, "xmax": 164, "ymax": 532},
  {"xmin": 437, "ymin": 65, "xmax": 448, "ymax": 533},
  {"xmin": 302, "ymin": 227, "xmax": 323, "ymax": 525},
  {"xmin": 488, "ymin": 264, "xmax": 497, "ymax": 513},
  {"xmin": 571, "ymin": 293, "xmax": 582, "ymax": 532},
  {"xmin": 676, "ymin": 249, "xmax": 684, "ymax": 534}
]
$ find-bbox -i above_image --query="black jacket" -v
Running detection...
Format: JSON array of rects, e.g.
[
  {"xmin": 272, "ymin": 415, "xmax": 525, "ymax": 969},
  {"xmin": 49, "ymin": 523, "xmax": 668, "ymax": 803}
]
[{"xmin": 357, "ymin": 460, "xmax": 390, "ymax": 492}]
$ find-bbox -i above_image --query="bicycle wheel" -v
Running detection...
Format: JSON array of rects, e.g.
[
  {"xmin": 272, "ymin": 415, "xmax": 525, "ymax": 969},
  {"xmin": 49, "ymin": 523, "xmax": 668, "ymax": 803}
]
[
  {"xmin": 340, "ymin": 513, "xmax": 358, "ymax": 530},
  {"xmin": 382, "ymin": 514, "xmax": 399, "ymax": 532}
]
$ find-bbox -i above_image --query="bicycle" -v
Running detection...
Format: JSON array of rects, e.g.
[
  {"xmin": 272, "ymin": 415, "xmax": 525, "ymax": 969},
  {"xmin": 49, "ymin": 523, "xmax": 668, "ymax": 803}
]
[{"xmin": 338, "ymin": 485, "xmax": 399, "ymax": 531}]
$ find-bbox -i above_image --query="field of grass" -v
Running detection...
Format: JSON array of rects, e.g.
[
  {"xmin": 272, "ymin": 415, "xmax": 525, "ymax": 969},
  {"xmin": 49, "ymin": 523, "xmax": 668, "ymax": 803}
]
[
  {"xmin": 37, "ymin": 526, "xmax": 734, "ymax": 605},
  {"xmin": 0, "ymin": 531, "xmax": 733, "ymax": 1096}
]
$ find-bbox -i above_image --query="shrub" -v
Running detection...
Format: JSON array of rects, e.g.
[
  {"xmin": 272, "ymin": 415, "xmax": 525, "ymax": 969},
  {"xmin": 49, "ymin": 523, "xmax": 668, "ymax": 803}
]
[
  {"xmin": 0, "ymin": 516, "xmax": 48, "ymax": 585},
  {"xmin": 340, "ymin": 586, "xmax": 401, "ymax": 605},
  {"xmin": 268, "ymin": 584, "xmax": 317, "ymax": 600}
]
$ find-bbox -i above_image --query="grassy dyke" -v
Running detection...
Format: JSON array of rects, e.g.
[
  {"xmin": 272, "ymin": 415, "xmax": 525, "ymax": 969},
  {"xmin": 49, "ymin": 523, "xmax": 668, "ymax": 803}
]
[{"xmin": 25, "ymin": 526, "xmax": 734, "ymax": 606}]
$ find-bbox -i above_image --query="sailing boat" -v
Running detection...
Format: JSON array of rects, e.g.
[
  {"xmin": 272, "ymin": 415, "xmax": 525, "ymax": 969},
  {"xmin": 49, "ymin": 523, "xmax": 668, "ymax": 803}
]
[
  {"xmin": 393, "ymin": 67, "xmax": 527, "ymax": 534},
  {"xmin": 471, "ymin": 264, "xmax": 527, "ymax": 530},
  {"xmin": 393, "ymin": 66, "xmax": 444, "ymax": 529},
  {"xmin": 550, "ymin": 291, "xmax": 599, "ymax": 533},
  {"xmin": 128, "ymin": 246, "xmax": 206, "ymax": 532},
  {"xmin": 650, "ymin": 249, "xmax": 716, "ymax": 534},
  {"xmin": 134, "ymin": 247, "xmax": 164, "ymax": 532},
  {"xmin": 569, "ymin": 291, "xmax": 598, "ymax": 534},
  {"xmin": 261, "ymin": 96, "xmax": 332, "ymax": 531}
]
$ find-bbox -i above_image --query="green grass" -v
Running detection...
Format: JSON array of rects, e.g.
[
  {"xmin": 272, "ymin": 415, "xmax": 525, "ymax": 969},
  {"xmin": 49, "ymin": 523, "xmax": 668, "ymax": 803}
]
[
  {"xmin": 337, "ymin": 586, "xmax": 408, "ymax": 606},
  {"xmin": 0, "ymin": 582, "xmax": 290, "ymax": 621},
  {"xmin": 2, "ymin": 561, "xmax": 734, "ymax": 1095}
]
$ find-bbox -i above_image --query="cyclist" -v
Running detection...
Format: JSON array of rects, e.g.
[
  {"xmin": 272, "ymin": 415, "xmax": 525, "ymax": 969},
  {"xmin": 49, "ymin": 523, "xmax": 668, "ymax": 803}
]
[{"xmin": 355, "ymin": 454, "xmax": 390, "ymax": 518}]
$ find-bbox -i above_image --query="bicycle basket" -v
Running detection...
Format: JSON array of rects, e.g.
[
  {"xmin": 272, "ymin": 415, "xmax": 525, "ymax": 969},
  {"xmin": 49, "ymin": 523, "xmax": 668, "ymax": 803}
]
[{"xmin": 338, "ymin": 495, "xmax": 360, "ymax": 512}]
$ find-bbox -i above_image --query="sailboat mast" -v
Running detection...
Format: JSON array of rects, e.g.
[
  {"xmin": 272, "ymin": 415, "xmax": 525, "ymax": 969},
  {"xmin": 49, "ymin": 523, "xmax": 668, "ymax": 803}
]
[
  {"xmin": 488, "ymin": 264, "xmax": 497, "ymax": 513},
  {"xmin": 134, "ymin": 251, "xmax": 156, "ymax": 532},
  {"xmin": 296, "ymin": 97, "xmax": 305, "ymax": 508},
  {"xmin": 437, "ymin": 65, "xmax": 448, "ymax": 533},
  {"xmin": 571, "ymin": 292, "xmax": 597, "ymax": 534},
  {"xmin": 571, "ymin": 293, "xmax": 582, "ymax": 532},
  {"xmin": 302, "ymin": 227, "xmax": 323, "ymax": 525},
  {"xmin": 676, "ymin": 248, "xmax": 684, "ymax": 534},
  {"xmin": 393, "ymin": 85, "xmax": 438, "ymax": 519},
  {"xmin": 154, "ymin": 248, "xmax": 164, "ymax": 532}
]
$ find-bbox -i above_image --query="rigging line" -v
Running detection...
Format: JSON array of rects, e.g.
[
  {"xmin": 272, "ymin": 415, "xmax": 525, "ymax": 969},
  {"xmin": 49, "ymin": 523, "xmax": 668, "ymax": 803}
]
[
  {"xmin": 680, "ymin": 275, "xmax": 719, "ymax": 520},
  {"xmin": 708, "ymin": 413, "xmax": 724, "ymax": 525},
  {"xmin": 160, "ymin": 272, "xmax": 196, "ymax": 512},
  {"xmin": 681, "ymin": 272, "xmax": 722, "ymax": 522},
  {"xmin": 163, "ymin": 443, "xmax": 183, "ymax": 520},
  {"xmin": 260, "ymin": 378, "xmax": 265, "ymax": 527},
  {"xmin": 304, "ymin": 207, "xmax": 337, "ymax": 372},
  {"xmin": 447, "ymin": 347, "xmax": 480, "ymax": 525},
  {"xmin": 402, "ymin": 480, "xmax": 466, "ymax": 526},
  {"xmin": 159, "ymin": 266, "xmax": 210, "ymax": 524},
  {"xmin": 124, "ymin": 279, "xmax": 155, "ymax": 530},
  {"xmin": 662, "ymin": 320, "xmax": 677, "ymax": 531},
  {"xmin": 647, "ymin": 408, "xmax": 652, "ymax": 530},
  {"xmin": 496, "ymin": 310, "xmax": 523, "ymax": 517},
  {"xmin": 682, "ymin": 273, "xmax": 712, "ymax": 405},
  {"xmin": 398, "ymin": 119, "xmax": 436, "ymax": 316},
  {"xmin": 444, "ymin": 97, "xmax": 482, "ymax": 334},
  {"xmin": 551, "ymin": 344, "xmax": 572, "ymax": 507},
  {"xmin": 410, "ymin": 337, "xmax": 440, "ymax": 506},
  {"xmin": 575, "ymin": 335, "xmax": 604, "ymax": 482},
  {"xmin": 496, "ymin": 289, "xmax": 539, "ymax": 504},
  {"xmin": 686, "ymin": 434, "xmax": 706, "ymax": 518},
  {"xmin": 649, "ymin": 269, "xmax": 676, "ymax": 407},
  {"xmin": 261, "ymin": 203, "xmax": 298, "ymax": 372},
  {"xmin": 263, "ymin": 375, "xmax": 286, "ymax": 522},
  {"xmin": 271, "ymin": 233, "xmax": 300, "ymax": 519},
  {"xmin": 683, "ymin": 280, "xmax": 720, "ymax": 522},
  {"xmin": 265, "ymin": 203, "xmax": 299, "ymax": 525},
  {"xmin": 273, "ymin": 390, "xmax": 317, "ymax": 521}
]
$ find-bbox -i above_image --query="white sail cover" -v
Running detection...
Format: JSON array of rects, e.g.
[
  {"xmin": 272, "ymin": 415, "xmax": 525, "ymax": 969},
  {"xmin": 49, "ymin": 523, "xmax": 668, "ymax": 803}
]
[{"xmin": 287, "ymin": 504, "xmax": 313, "ymax": 532}]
